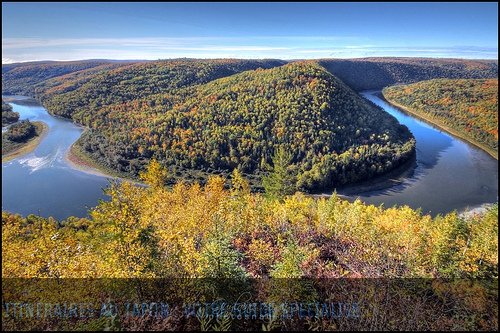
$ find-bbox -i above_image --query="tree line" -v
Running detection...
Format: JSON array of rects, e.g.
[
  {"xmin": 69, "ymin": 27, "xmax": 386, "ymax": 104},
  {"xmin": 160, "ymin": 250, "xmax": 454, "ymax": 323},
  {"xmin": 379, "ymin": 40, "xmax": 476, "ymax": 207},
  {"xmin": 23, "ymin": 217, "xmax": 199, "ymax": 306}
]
[
  {"xmin": 2, "ymin": 57, "xmax": 497, "ymax": 190},
  {"xmin": 61, "ymin": 60, "xmax": 416, "ymax": 191},
  {"xmin": 318, "ymin": 57, "xmax": 498, "ymax": 92},
  {"xmin": 2, "ymin": 99, "xmax": 19, "ymax": 126}
]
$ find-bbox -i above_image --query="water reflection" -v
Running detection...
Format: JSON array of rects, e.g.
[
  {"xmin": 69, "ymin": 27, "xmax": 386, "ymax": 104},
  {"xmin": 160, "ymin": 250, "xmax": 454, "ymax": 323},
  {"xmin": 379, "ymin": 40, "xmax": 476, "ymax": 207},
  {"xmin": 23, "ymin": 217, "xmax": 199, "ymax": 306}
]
[
  {"xmin": 2, "ymin": 97, "xmax": 112, "ymax": 221},
  {"xmin": 335, "ymin": 92, "xmax": 498, "ymax": 217}
]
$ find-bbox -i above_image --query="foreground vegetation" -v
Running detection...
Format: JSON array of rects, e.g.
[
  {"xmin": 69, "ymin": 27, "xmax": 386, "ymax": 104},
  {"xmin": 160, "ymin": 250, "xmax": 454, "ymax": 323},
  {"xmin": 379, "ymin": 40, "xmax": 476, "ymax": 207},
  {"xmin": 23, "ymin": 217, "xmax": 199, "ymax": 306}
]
[
  {"xmin": 383, "ymin": 78, "xmax": 498, "ymax": 159},
  {"xmin": 2, "ymin": 58, "xmax": 498, "ymax": 330},
  {"xmin": 2, "ymin": 161, "xmax": 498, "ymax": 330}
]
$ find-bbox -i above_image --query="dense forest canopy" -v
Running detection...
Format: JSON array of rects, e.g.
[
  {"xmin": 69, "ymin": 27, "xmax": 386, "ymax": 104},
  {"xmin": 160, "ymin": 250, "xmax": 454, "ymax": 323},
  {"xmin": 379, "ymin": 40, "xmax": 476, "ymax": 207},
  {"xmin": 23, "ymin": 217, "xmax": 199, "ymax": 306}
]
[
  {"xmin": 1, "ymin": 60, "xmax": 141, "ymax": 96},
  {"xmin": 2, "ymin": 57, "xmax": 498, "ymax": 331},
  {"xmin": 2, "ymin": 99, "xmax": 20, "ymax": 126},
  {"xmin": 3, "ymin": 58, "xmax": 419, "ymax": 191},
  {"xmin": 3, "ymin": 118, "xmax": 36, "ymax": 142},
  {"xmin": 2, "ymin": 57, "xmax": 497, "ymax": 191},
  {"xmin": 318, "ymin": 57, "xmax": 498, "ymax": 92}
]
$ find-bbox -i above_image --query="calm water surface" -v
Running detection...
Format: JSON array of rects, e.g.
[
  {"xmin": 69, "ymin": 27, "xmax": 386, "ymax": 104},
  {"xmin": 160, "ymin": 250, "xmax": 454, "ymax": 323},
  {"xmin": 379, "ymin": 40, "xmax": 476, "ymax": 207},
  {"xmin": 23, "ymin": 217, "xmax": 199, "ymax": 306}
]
[
  {"xmin": 2, "ymin": 92, "xmax": 498, "ymax": 220},
  {"xmin": 2, "ymin": 96, "xmax": 111, "ymax": 220},
  {"xmin": 335, "ymin": 92, "xmax": 498, "ymax": 216}
]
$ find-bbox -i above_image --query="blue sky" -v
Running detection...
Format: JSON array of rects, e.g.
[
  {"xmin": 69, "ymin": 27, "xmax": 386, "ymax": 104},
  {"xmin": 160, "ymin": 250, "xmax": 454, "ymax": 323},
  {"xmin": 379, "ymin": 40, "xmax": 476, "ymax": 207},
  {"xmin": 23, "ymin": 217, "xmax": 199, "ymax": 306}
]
[{"xmin": 2, "ymin": 2, "xmax": 498, "ymax": 63}]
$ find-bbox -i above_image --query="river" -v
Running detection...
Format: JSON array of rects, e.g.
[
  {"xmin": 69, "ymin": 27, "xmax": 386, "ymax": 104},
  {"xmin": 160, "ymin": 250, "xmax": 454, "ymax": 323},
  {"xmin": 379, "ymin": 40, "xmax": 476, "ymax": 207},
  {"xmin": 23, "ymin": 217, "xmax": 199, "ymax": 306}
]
[
  {"xmin": 2, "ymin": 96, "xmax": 112, "ymax": 221},
  {"xmin": 1, "ymin": 92, "xmax": 498, "ymax": 220},
  {"xmin": 334, "ymin": 91, "xmax": 498, "ymax": 216}
]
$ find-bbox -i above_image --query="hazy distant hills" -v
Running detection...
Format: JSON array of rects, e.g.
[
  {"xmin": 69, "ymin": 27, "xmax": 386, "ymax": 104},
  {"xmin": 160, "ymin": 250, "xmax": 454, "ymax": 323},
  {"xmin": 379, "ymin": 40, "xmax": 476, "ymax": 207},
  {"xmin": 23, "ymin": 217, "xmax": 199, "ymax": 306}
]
[
  {"xmin": 2, "ymin": 57, "xmax": 497, "ymax": 190},
  {"xmin": 1, "ymin": 59, "xmax": 285, "ymax": 97},
  {"xmin": 3, "ymin": 57, "xmax": 497, "ymax": 95},
  {"xmin": 318, "ymin": 57, "xmax": 498, "ymax": 91},
  {"xmin": 1, "ymin": 60, "xmax": 132, "ymax": 96}
]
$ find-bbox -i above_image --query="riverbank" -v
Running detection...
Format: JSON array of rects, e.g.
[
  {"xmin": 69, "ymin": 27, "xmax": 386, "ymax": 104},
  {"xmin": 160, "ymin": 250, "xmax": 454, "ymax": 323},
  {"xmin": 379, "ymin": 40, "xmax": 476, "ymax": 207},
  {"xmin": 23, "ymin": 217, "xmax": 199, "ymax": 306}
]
[
  {"xmin": 63, "ymin": 138, "xmax": 145, "ymax": 187},
  {"xmin": 459, "ymin": 203, "xmax": 495, "ymax": 218},
  {"xmin": 2, "ymin": 121, "xmax": 50, "ymax": 162},
  {"xmin": 63, "ymin": 143, "xmax": 114, "ymax": 179},
  {"xmin": 64, "ymin": 130, "xmax": 419, "ymax": 199},
  {"xmin": 308, "ymin": 156, "xmax": 418, "ymax": 200},
  {"xmin": 380, "ymin": 92, "xmax": 498, "ymax": 160}
]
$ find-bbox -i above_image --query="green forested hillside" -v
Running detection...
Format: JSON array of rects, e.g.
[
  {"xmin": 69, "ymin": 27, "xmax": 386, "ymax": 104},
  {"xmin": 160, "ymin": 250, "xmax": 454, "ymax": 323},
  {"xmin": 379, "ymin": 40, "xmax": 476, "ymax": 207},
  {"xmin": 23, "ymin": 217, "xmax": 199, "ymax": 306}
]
[
  {"xmin": 2, "ymin": 58, "xmax": 498, "ymax": 331},
  {"xmin": 382, "ymin": 78, "xmax": 498, "ymax": 158},
  {"xmin": 35, "ymin": 60, "xmax": 415, "ymax": 191},
  {"xmin": 35, "ymin": 58, "xmax": 287, "ymax": 120},
  {"xmin": 2, "ymin": 99, "xmax": 19, "ymax": 126},
  {"xmin": 3, "ymin": 57, "xmax": 498, "ymax": 190},
  {"xmin": 1, "ymin": 60, "xmax": 136, "ymax": 96}
]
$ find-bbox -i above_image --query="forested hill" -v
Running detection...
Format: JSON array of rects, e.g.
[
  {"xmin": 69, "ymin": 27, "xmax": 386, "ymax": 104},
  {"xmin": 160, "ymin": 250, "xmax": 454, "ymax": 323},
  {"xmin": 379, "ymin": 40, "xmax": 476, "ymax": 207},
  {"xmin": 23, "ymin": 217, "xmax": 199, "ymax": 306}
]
[
  {"xmin": 75, "ymin": 61, "xmax": 416, "ymax": 191},
  {"xmin": 37, "ymin": 59, "xmax": 287, "ymax": 120},
  {"xmin": 3, "ymin": 57, "xmax": 496, "ymax": 191},
  {"xmin": 1, "ymin": 60, "xmax": 140, "ymax": 96},
  {"xmin": 318, "ymin": 58, "xmax": 498, "ymax": 91}
]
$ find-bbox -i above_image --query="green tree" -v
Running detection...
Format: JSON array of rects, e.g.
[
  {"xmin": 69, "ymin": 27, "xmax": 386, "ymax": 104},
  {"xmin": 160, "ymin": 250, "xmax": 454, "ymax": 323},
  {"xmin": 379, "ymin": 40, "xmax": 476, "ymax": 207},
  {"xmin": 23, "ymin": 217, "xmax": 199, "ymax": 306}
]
[
  {"xmin": 5, "ymin": 119, "xmax": 35, "ymax": 142},
  {"xmin": 262, "ymin": 146, "xmax": 298, "ymax": 200}
]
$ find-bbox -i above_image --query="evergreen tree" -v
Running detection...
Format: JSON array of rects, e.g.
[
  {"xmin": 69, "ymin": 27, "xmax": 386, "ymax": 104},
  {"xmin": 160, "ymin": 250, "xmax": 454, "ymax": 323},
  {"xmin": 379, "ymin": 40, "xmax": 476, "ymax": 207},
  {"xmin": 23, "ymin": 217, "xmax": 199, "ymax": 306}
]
[{"xmin": 262, "ymin": 146, "xmax": 298, "ymax": 200}]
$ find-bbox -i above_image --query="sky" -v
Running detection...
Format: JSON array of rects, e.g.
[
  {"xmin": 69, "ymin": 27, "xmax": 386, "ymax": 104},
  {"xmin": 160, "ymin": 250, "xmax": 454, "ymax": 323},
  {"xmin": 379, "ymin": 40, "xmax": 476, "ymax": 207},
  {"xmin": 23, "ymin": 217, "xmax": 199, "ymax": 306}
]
[{"xmin": 2, "ymin": 2, "xmax": 498, "ymax": 64}]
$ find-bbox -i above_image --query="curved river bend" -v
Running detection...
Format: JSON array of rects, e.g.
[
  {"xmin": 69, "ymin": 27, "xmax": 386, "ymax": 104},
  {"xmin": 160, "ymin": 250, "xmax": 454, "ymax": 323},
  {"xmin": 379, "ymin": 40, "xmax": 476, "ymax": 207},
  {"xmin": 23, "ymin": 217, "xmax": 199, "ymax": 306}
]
[
  {"xmin": 2, "ymin": 96, "xmax": 112, "ymax": 221},
  {"xmin": 2, "ymin": 92, "xmax": 498, "ymax": 220}
]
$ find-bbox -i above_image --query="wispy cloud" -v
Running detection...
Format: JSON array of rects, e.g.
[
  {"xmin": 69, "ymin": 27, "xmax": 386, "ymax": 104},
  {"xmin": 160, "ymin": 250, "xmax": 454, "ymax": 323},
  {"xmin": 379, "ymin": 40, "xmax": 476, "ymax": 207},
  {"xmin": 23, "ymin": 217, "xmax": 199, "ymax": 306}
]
[
  {"xmin": 2, "ymin": 37, "xmax": 212, "ymax": 50},
  {"xmin": 2, "ymin": 36, "xmax": 356, "ymax": 49},
  {"xmin": 2, "ymin": 37, "xmax": 498, "ymax": 63},
  {"xmin": 2, "ymin": 57, "xmax": 17, "ymax": 64}
]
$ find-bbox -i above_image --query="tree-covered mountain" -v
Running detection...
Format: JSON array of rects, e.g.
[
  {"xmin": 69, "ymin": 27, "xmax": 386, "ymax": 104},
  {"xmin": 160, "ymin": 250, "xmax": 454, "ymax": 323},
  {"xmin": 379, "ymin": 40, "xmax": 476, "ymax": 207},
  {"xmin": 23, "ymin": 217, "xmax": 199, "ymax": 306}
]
[
  {"xmin": 1, "ymin": 60, "xmax": 137, "ymax": 96},
  {"xmin": 2, "ymin": 99, "xmax": 19, "ymax": 126},
  {"xmin": 36, "ymin": 58, "xmax": 287, "ymax": 120},
  {"xmin": 130, "ymin": 61, "xmax": 412, "ymax": 190},
  {"xmin": 382, "ymin": 78, "xmax": 498, "ymax": 158},
  {"xmin": 5, "ymin": 59, "xmax": 415, "ymax": 190},
  {"xmin": 2, "ymin": 57, "xmax": 498, "ymax": 331},
  {"xmin": 2, "ymin": 57, "xmax": 497, "ymax": 191}
]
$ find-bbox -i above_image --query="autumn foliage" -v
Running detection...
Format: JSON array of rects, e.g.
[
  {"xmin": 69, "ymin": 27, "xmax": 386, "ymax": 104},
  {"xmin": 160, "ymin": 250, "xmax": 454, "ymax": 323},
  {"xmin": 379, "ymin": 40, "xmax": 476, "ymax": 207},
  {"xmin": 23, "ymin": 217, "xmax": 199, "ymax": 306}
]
[
  {"xmin": 2, "ymin": 162, "xmax": 498, "ymax": 331},
  {"xmin": 383, "ymin": 78, "xmax": 498, "ymax": 158}
]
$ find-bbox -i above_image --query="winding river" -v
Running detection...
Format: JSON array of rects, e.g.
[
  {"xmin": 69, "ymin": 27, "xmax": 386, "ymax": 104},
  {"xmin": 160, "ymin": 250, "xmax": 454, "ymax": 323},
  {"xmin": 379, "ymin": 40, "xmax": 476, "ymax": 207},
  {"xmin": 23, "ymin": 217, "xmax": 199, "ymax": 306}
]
[
  {"xmin": 2, "ymin": 92, "xmax": 498, "ymax": 220},
  {"xmin": 2, "ymin": 96, "xmax": 112, "ymax": 221}
]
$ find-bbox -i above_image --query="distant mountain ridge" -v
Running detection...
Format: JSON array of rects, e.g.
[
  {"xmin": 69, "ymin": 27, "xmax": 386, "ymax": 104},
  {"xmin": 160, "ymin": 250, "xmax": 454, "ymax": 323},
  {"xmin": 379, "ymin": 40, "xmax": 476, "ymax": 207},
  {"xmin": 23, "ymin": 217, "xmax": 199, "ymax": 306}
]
[
  {"xmin": 3, "ymin": 57, "xmax": 497, "ymax": 96},
  {"xmin": 318, "ymin": 57, "xmax": 498, "ymax": 91}
]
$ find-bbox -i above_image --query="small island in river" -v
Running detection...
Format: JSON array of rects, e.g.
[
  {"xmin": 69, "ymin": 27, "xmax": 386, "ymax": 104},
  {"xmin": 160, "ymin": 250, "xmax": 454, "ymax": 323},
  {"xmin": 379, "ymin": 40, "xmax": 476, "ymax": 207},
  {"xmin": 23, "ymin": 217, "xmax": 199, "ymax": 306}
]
[{"xmin": 2, "ymin": 120, "xmax": 50, "ymax": 162}]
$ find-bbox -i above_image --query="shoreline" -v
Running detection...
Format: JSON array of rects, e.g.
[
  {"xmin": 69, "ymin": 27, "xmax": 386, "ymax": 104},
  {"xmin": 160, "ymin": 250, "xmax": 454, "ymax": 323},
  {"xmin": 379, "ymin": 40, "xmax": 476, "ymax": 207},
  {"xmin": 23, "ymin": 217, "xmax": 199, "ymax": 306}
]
[
  {"xmin": 63, "ymin": 144, "xmax": 496, "ymax": 217},
  {"xmin": 4, "ymin": 94, "xmax": 495, "ymax": 218},
  {"xmin": 63, "ymin": 141, "xmax": 145, "ymax": 186},
  {"xmin": 309, "ymin": 152, "xmax": 418, "ymax": 197},
  {"xmin": 380, "ymin": 93, "xmax": 498, "ymax": 160},
  {"xmin": 458, "ymin": 204, "xmax": 493, "ymax": 218},
  {"xmin": 62, "ymin": 143, "xmax": 114, "ymax": 179}
]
